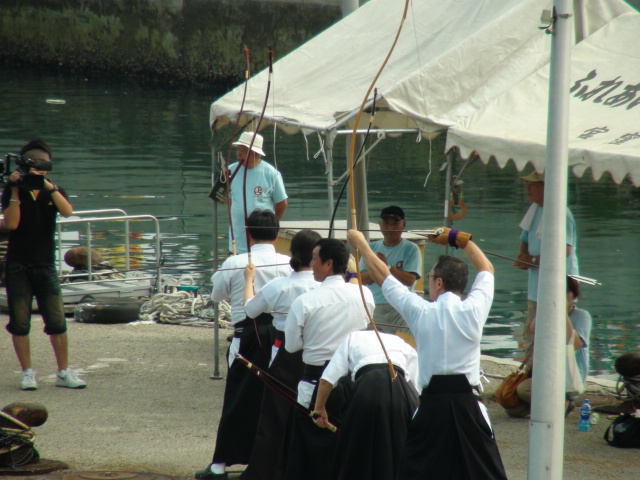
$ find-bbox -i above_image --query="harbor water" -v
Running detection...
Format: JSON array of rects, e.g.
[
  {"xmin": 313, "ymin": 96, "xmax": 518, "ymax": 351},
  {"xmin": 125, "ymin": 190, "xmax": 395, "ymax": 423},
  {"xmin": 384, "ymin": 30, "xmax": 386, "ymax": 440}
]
[{"xmin": 1, "ymin": 66, "xmax": 638, "ymax": 378}]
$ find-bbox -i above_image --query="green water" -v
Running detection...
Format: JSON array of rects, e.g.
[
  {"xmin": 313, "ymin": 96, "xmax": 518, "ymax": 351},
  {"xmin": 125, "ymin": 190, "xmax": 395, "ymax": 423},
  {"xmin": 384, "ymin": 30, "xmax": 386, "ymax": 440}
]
[{"xmin": 1, "ymin": 66, "xmax": 638, "ymax": 377}]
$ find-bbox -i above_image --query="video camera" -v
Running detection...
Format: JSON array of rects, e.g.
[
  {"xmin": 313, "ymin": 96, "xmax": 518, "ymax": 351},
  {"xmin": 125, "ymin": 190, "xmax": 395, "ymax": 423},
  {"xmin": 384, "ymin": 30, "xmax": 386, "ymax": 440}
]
[{"xmin": 0, "ymin": 154, "xmax": 53, "ymax": 191}]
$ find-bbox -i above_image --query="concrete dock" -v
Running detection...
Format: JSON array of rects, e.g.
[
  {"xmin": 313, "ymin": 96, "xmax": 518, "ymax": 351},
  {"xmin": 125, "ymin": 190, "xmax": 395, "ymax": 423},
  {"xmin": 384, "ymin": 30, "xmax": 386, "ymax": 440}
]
[{"xmin": 0, "ymin": 314, "xmax": 637, "ymax": 479}]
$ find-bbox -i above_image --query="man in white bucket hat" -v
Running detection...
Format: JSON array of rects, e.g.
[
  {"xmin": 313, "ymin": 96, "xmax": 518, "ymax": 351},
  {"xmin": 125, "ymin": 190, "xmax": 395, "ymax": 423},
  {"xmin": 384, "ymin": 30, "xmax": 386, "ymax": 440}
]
[{"xmin": 227, "ymin": 131, "xmax": 288, "ymax": 254}]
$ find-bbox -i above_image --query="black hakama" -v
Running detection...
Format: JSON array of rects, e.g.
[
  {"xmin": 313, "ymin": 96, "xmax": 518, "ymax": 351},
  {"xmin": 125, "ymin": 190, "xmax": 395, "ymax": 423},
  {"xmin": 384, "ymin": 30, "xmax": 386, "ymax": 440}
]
[
  {"xmin": 240, "ymin": 332, "xmax": 304, "ymax": 480},
  {"xmin": 333, "ymin": 363, "xmax": 419, "ymax": 480},
  {"xmin": 283, "ymin": 369, "xmax": 352, "ymax": 480},
  {"xmin": 398, "ymin": 374, "xmax": 508, "ymax": 480},
  {"xmin": 211, "ymin": 314, "xmax": 275, "ymax": 466}
]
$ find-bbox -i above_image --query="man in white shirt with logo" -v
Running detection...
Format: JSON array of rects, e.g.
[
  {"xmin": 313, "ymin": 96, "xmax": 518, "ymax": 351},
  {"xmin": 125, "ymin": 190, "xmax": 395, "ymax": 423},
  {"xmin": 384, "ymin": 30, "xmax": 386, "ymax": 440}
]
[{"xmin": 226, "ymin": 131, "xmax": 288, "ymax": 254}]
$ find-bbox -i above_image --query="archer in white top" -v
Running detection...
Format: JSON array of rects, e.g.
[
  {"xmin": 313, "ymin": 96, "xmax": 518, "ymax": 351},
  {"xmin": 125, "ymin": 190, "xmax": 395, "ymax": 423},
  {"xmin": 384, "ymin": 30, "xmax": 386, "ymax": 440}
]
[
  {"xmin": 320, "ymin": 330, "xmax": 418, "ymax": 387},
  {"xmin": 245, "ymin": 270, "xmax": 319, "ymax": 332},
  {"xmin": 212, "ymin": 243, "xmax": 291, "ymax": 326}
]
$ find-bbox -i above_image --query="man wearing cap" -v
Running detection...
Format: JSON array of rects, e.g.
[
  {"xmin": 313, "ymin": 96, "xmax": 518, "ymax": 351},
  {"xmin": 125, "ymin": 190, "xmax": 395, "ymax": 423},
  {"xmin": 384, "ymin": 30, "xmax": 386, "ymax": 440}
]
[
  {"xmin": 359, "ymin": 206, "xmax": 422, "ymax": 332},
  {"xmin": 513, "ymin": 171, "xmax": 579, "ymax": 346},
  {"xmin": 227, "ymin": 131, "xmax": 288, "ymax": 254}
]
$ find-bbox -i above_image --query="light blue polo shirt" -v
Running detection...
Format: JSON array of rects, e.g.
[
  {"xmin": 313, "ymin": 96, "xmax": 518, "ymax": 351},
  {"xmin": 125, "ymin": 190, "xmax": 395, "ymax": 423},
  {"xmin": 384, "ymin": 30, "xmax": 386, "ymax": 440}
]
[
  {"xmin": 360, "ymin": 238, "xmax": 422, "ymax": 304},
  {"xmin": 520, "ymin": 205, "xmax": 579, "ymax": 302}
]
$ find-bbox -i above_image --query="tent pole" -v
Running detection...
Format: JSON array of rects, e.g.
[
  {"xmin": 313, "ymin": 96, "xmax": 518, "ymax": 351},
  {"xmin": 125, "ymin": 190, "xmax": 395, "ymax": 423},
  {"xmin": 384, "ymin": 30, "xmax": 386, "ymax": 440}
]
[
  {"xmin": 342, "ymin": 0, "xmax": 359, "ymax": 17},
  {"xmin": 347, "ymin": 134, "xmax": 370, "ymax": 239},
  {"xmin": 355, "ymin": 134, "xmax": 370, "ymax": 239},
  {"xmin": 443, "ymin": 151, "xmax": 455, "ymax": 255},
  {"xmin": 210, "ymin": 127, "xmax": 222, "ymax": 380},
  {"xmin": 443, "ymin": 151, "xmax": 454, "ymax": 228},
  {"xmin": 573, "ymin": 0, "xmax": 587, "ymax": 41},
  {"xmin": 528, "ymin": 1, "xmax": 573, "ymax": 478},
  {"xmin": 325, "ymin": 130, "xmax": 336, "ymax": 235}
]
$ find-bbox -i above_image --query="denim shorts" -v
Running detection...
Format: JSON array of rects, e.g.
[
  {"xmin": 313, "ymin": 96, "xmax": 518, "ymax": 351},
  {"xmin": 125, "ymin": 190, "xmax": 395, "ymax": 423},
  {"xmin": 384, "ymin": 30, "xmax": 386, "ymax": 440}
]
[{"xmin": 5, "ymin": 262, "xmax": 67, "ymax": 336}]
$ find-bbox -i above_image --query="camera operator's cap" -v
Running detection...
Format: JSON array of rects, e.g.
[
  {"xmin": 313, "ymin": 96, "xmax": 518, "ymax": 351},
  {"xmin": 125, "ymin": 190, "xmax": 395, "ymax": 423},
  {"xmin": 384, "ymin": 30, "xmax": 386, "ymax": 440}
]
[
  {"xmin": 519, "ymin": 171, "xmax": 545, "ymax": 183},
  {"xmin": 232, "ymin": 131, "xmax": 266, "ymax": 157},
  {"xmin": 380, "ymin": 206, "xmax": 405, "ymax": 221}
]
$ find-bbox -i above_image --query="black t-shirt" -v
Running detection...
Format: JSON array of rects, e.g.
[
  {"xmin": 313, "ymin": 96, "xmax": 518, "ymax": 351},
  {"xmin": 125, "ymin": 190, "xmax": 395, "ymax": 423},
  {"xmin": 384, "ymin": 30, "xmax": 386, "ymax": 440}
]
[{"xmin": 1, "ymin": 185, "xmax": 68, "ymax": 266}]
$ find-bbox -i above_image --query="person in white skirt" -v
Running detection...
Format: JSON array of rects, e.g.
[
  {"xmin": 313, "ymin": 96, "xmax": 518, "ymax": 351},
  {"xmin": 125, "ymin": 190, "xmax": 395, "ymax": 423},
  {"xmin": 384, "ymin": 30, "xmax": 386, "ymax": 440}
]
[{"xmin": 313, "ymin": 329, "xmax": 419, "ymax": 480}]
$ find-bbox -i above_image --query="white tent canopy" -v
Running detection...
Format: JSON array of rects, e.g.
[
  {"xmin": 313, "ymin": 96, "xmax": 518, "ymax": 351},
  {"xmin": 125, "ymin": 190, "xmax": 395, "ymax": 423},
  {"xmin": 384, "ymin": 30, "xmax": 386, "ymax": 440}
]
[
  {"xmin": 210, "ymin": 0, "xmax": 633, "ymax": 136},
  {"xmin": 447, "ymin": 11, "xmax": 640, "ymax": 186}
]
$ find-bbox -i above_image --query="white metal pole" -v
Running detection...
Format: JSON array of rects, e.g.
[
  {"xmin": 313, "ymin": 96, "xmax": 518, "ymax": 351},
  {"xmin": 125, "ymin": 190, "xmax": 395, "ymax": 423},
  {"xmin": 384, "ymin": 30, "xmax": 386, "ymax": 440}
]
[
  {"xmin": 443, "ymin": 151, "xmax": 453, "ymax": 228},
  {"xmin": 528, "ymin": 2, "xmax": 573, "ymax": 479},
  {"xmin": 210, "ymin": 130, "xmax": 221, "ymax": 379},
  {"xmin": 573, "ymin": 0, "xmax": 587, "ymax": 41},
  {"xmin": 354, "ymin": 134, "xmax": 370, "ymax": 240},
  {"xmin": 327, "ymin": 148, "xmax": 335, "ymax": 223}
]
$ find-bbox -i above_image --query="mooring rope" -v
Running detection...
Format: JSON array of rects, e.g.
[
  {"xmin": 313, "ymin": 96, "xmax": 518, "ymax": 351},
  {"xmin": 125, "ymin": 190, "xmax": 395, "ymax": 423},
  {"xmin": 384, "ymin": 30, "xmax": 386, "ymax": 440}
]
[
  {"xmin": 139, "ymin": 291, "xmax": 232, "ymax": 328},
  {"xmin": 0, "ymin": 411, "xmax": 38, "ymax": 468}
]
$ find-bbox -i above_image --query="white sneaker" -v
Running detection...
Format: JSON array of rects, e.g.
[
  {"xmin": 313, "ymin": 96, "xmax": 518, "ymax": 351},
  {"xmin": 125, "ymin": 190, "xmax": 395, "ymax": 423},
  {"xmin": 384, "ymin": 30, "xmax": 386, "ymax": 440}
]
[
  {"xmin": 55, "ymin": 368, "xmax": 87, "ymax": 389},
  {"xmin": 20, "ymin": 368, "xmax": 38, "ymax": 390}
]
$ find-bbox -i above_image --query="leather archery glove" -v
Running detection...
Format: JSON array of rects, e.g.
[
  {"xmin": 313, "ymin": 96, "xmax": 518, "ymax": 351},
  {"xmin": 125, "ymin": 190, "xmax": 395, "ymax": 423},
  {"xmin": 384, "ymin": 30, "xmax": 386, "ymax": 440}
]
[{"xmin": 428, "ymin": 227, "xmax": 472, "ymax": 249}]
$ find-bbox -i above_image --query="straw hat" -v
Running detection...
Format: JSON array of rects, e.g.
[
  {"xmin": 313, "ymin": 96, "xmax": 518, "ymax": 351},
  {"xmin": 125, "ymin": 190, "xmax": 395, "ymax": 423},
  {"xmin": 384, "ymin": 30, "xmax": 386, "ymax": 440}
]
[
  {"xmin": 518, "ymin": 171, "xmax": 544, "ymax": 182},
  {"xmin": 232, "ymin": 131, "xmax": 266, "ymax": 157}
]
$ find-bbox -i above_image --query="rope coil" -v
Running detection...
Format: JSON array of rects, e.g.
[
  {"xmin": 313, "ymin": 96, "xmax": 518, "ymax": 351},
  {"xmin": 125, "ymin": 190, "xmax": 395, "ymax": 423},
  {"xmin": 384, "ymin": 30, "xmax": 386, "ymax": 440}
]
[
  {"xmin": 0, "ymin": 412, "xmax": 37, "ymax": 467},
  {"xmin": 139, "ymin": 291, "xmax": 232, "ymax": 328}
]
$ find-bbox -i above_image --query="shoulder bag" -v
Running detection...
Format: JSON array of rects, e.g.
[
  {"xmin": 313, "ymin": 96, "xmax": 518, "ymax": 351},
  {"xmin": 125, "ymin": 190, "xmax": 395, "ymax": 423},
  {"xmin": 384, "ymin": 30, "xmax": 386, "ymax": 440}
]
[{"xmin": 494, "ymin": 360, "xmax": 529, "ymax": 409}]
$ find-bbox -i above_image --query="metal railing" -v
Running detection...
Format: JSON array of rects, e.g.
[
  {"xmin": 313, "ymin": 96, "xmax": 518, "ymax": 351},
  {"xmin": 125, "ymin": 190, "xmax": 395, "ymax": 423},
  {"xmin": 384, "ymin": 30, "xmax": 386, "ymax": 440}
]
[{"xmin": 56, "ymin": 209, "xmax": 162, "ymax": 291}]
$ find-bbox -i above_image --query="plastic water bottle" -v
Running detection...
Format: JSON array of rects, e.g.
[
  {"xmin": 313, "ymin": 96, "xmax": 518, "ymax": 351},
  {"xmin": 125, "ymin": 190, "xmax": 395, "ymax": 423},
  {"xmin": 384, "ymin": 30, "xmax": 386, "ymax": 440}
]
[{"xmin": 578, "ymin": 399, "xmax": 591, "ymax": 432}]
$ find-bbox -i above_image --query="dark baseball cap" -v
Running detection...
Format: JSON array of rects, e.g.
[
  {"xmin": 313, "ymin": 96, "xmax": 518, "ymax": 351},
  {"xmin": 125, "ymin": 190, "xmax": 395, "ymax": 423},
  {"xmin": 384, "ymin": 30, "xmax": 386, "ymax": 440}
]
[{"xmin": 380, "ymin": 206, "xmax": 405, "ymax": 220}]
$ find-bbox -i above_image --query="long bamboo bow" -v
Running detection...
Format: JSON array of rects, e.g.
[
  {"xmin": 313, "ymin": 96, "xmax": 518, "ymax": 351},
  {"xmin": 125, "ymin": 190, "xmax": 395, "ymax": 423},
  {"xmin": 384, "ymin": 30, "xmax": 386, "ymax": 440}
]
[
  {"xmin": 243, "ymin": 45, "xmax": 274, "ymax": 262},
  {"xmin": 348, "ymin": 0, "xmax": 411, "ymax": 381},
  {"xmin": 235, "ymin": 354, "xmax": 339, "ymax": 433},
  {"xmin": 243, "ymin": 46, "xmax": 275, "ymax": 359}
]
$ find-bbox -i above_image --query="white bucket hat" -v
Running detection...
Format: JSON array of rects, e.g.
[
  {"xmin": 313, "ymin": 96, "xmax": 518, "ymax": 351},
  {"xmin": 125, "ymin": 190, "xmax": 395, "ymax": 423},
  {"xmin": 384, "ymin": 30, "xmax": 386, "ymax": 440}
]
[{"xmin": 232, "ymin": 131, "xmax": 266, "ymax": 157}]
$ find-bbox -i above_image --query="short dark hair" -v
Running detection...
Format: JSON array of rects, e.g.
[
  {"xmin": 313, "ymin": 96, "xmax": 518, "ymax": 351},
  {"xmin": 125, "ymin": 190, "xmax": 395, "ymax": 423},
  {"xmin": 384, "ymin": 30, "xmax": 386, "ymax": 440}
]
[
  {"xmin": 315, "ymin": 238, "xmax": 349, "ymax": 275},
  {"xmin": 567, "ymin": 276, "xmax": 580, "ymax": 299},
  {"xmin": 380, "ymin": 205, "xmax": 405, "ymax": 220},
  {"xmin": 247, "ymin": 209, "xmax": 279, "ymax": 241},
  {"xmin": 20, "ymin": 139, "xmax": 52, "ymax": 158},
  {"xmin": 290, "ymin": 229, "xmax": 321, "ymax": 272},
  {"xmin": 432, "ymin": 255, "xmax": 468, "ymax": 293}
]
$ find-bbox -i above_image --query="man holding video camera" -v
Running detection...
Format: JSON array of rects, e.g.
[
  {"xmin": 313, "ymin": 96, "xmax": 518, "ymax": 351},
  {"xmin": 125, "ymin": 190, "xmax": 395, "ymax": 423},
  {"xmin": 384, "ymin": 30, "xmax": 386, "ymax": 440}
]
[{"xmin": 1, "ymin": 139, "xmax": 86, "ymax": 391}]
